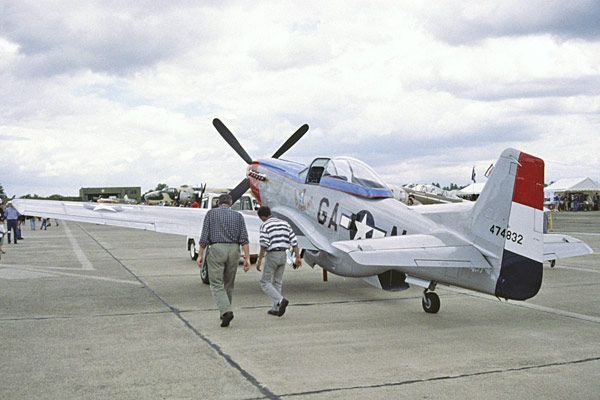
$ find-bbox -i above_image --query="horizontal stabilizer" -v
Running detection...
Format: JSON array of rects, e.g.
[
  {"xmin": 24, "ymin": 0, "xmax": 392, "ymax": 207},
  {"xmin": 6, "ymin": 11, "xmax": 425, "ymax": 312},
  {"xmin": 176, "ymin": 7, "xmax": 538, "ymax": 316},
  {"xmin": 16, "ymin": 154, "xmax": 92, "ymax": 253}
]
[
  {"xmin": 543, "ymin": 234, "xmax": 593, "ymax": 261},
  {"xmin": 333, "ymin": 234, "xmax": 491, "ymax": 269}
]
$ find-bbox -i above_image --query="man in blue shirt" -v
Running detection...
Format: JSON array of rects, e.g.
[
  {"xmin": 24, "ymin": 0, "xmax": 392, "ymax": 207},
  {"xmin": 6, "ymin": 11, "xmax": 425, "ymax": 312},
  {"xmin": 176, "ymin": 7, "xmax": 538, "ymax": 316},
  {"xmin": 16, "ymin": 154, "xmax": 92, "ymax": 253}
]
[
  {"xmin": 5, "ymin": 202, "xmax": 20, "ymax": 244},
  {"xmin": 197, "ymin": 194, "xmax": 250, "ymax": 327},
  {"xmin": 0, "ymin": 199, "xmax": 5, "ymax": 256},
  {"xmin": 256, "ymin": 206, "xmax": 302, "ymax": 317}
]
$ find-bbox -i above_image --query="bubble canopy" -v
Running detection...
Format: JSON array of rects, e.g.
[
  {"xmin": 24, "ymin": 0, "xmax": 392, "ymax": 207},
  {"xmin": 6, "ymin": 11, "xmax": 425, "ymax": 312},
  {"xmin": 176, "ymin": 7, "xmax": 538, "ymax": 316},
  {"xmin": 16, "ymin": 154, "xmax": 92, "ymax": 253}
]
[{"xmin": 302, "ymin": 156, "xmax": 393, "ymax": 198}]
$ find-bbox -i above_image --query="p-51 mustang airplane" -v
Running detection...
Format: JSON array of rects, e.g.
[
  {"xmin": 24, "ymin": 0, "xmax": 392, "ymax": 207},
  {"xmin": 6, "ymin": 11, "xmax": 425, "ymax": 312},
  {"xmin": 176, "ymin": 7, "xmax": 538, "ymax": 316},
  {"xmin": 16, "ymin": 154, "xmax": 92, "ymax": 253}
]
[
  {"xmin": 212, "ymin": 118, "xmax": 592, "ymax": 313},
  {"xmin": 13, "ymin": 119, "xmax": 592, "ymax": 314}
]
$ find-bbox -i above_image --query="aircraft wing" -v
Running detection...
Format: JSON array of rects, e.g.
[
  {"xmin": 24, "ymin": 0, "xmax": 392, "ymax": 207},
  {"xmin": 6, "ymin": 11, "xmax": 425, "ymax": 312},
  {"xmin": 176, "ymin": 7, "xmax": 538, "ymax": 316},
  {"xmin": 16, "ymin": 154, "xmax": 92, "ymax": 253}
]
[
  {"xmin": 11, "ymin": 199, "xmax": 261, "ymax": 242},
  {"xmin": 543, "ymin": 233, "xmax": 593, "ymax": 261},
  {"xmin": 332, "ymin": 233, "xmax": 492, "ymax": 270}
]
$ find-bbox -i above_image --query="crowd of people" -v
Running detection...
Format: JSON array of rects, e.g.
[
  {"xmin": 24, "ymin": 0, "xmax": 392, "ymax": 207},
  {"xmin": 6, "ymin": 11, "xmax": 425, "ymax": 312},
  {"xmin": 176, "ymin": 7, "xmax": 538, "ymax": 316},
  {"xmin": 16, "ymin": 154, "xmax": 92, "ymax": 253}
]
[
  {"xmin": 550, "ymin": 192, "xmax": 600, "ymax": 211},
  {"xmin": 0, "ymin": 199, "xmax": 57, "ymax": 260}
]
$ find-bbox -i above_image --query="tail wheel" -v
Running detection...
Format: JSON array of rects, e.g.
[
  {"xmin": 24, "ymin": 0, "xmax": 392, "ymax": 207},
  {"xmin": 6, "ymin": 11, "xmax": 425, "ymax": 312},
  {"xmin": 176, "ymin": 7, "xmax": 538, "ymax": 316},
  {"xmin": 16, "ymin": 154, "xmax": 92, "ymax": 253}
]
[{"xmin": 422, "ymin": 291, "xmax": 440, "ymax": 314}]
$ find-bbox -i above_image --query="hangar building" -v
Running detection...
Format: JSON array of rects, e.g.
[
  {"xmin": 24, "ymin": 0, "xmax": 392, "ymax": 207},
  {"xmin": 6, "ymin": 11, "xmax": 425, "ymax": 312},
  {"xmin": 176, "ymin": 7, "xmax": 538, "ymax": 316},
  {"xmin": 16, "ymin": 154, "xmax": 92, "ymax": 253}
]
[{"xmin": 79, "ymin": 186, "xmax": 141, "ymax": 202}]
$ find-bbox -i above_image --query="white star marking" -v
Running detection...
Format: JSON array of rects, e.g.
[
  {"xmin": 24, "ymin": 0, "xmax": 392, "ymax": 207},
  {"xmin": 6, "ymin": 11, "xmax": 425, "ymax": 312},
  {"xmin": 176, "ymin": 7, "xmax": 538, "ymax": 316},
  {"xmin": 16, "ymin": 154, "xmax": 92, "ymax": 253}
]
[
  {"xmin": 93, "ymin": 204, "xmax": 117, "ymax": 212},
  {"xmin": 353, "ymin": 213, "xmax": 373, "ymax": 240}
]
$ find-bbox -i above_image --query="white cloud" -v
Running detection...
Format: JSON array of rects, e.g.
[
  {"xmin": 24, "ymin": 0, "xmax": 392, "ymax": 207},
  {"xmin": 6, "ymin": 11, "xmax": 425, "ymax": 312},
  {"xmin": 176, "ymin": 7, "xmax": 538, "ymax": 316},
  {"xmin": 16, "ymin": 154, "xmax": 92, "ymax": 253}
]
[{"xmin": 1, "ymin": 1, "xmax": 599, "ymax": 197}]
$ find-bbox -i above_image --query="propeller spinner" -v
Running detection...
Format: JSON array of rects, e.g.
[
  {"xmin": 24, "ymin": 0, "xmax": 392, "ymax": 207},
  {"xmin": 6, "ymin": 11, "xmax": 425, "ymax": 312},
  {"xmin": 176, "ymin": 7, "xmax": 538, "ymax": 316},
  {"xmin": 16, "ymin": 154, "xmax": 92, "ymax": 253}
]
[{"xmin": 212, "ymin": 118, "xmax": 309, "ymax": 203}]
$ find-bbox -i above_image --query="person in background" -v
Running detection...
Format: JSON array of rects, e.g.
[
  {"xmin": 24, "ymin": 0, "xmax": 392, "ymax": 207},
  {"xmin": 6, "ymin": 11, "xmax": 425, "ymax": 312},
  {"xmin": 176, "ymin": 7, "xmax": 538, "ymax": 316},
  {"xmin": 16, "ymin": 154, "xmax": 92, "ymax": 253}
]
[
  {"xmin": 0, "ymin": 199, "xmax": 5, "ymax": 257},
  {"xmin": 16, "ymin": 213, "xmax": 25, "ymax": 240},
  {"xmin": 5, "ymin": 202, "xmax": 20, "ymax": 244}
]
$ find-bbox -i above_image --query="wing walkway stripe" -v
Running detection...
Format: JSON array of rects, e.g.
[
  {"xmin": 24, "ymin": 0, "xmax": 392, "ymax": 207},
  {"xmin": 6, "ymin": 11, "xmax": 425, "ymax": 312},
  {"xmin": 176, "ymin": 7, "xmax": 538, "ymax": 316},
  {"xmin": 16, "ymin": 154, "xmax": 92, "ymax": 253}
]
[{"xmin": 76, "ymin": 223, "xmax": 281, "ymax": 400}]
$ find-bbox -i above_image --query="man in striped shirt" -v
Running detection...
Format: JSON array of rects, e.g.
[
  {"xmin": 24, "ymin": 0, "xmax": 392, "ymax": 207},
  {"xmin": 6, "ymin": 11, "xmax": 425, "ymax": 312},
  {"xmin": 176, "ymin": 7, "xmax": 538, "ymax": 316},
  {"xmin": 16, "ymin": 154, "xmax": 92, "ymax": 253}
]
[{"xmin": 256, "ymin": 206, "xmax": 301, "ymax": 317}]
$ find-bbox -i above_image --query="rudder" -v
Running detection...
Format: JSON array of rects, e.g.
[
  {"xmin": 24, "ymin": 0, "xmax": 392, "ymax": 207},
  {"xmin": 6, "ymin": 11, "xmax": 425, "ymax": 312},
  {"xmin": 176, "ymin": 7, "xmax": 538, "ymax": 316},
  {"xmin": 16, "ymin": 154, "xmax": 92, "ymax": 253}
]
[
  {"xmin": 496, "ymin": 151, "xmax": 544, "ymax": 300},
  {"xmin": 470, "ymin": 149, "xmax": 545, "ymax": 300}
]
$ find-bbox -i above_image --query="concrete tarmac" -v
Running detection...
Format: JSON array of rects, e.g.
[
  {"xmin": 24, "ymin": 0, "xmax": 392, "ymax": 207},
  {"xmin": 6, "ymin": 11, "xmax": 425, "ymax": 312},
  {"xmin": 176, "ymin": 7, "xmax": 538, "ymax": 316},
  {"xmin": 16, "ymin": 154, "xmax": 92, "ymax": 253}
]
[{"xmin": 1, "ymin": 212, "xmax": 599, "ymax": 399}]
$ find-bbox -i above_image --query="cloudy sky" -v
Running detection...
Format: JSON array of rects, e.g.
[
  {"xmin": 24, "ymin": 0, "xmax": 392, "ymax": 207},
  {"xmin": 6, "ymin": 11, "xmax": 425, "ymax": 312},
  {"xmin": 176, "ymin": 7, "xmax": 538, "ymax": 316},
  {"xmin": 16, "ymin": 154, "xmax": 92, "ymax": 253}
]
[{"xmin": 1, "ymin": 1, "xmax": 599, "ymax": 197}]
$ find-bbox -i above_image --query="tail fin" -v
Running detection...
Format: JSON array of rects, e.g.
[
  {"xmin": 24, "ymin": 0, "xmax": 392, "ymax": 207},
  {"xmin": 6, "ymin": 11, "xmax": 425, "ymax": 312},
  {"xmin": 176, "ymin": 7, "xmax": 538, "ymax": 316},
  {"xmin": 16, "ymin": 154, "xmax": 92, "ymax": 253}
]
[{"xmin": 471, "ymin": 148, "xmax": 545, "ymax": 300}]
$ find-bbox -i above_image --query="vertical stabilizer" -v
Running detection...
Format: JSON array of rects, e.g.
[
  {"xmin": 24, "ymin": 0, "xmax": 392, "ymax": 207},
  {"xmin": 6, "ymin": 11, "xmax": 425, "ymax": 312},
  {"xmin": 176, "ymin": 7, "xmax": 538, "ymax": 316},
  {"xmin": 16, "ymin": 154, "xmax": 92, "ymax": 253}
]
[{"xmin": 470, "ymin": 149, "xmax": 545, "ymax": 300}]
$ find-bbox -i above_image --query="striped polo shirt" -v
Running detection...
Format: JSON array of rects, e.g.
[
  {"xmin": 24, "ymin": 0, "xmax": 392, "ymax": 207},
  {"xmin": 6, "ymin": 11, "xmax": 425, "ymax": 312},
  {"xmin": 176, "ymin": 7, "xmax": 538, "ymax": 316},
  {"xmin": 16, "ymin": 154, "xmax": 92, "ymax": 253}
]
[{"xmin": 259, "ymin": 216, "xmax": 298, "ymax": 251}]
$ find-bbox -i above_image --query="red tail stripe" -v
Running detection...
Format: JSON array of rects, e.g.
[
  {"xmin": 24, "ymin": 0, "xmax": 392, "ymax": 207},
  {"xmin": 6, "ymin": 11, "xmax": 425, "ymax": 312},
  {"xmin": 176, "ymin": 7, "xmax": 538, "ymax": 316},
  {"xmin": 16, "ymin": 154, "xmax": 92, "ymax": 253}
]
[{"xmin": 513, "ymin": 152, "xmax": 544, "ymax": 210}]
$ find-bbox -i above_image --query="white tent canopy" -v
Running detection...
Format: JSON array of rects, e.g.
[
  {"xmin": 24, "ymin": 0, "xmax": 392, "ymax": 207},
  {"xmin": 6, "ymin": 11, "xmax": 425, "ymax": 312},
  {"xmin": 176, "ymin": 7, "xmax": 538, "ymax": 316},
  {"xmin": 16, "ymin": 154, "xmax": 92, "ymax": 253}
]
[
  {"xmin": 545, "ymin": 178, "xmax": 600, "ymax": 192},
  {"xmin": 456, "ymin": 182, "xmax": 486, "ymax": 196}
]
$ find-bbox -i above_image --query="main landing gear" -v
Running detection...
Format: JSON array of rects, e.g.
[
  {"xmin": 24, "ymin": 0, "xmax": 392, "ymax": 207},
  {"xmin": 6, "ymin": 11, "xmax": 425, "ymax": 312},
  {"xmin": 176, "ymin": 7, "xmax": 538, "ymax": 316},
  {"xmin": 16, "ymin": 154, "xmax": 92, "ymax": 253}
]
[
  {"xmin": 422, "ymin": 289, "xmax": 440, "ymax": 314},
  {"xmin": 406, "ymin": 276, "xmax": 440, "ymax": 313}
]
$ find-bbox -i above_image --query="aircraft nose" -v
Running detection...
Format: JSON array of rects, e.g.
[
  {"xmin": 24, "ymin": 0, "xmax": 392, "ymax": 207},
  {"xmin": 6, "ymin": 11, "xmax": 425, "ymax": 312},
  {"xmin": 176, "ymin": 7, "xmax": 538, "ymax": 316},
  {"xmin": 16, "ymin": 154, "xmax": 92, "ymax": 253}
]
[{"xmin": 247, "ymin": 161, "xmax": 263, "ymax": 205}]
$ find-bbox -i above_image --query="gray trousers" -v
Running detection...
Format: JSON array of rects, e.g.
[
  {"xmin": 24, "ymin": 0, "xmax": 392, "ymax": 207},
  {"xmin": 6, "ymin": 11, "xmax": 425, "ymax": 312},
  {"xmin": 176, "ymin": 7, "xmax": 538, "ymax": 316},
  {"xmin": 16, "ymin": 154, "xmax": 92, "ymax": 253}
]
[
  {"xmin": 260, "ymin": 251, "xmax": 287, "ymax": 310},
  {"xmin": 207, "ymin": 243, "xmax": 240, "ymax": 315}
]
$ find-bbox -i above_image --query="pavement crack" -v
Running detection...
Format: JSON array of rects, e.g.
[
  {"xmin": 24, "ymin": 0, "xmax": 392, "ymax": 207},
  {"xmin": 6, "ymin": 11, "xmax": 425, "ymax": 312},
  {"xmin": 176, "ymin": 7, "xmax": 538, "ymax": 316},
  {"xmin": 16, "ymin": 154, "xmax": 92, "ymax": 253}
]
[
  {"xmin": 276, "ymin": 356, "xmax": 600, "ymax": 398},
  {"xmin": 76, "ymin": 223, "xmax": 281, "ymax": 400}
]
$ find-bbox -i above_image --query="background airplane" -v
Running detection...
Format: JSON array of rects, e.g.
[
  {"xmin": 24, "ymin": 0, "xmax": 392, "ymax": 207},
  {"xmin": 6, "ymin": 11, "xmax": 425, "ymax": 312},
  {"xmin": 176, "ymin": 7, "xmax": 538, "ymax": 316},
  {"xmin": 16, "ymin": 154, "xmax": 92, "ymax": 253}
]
[
  {"xmin": 142, "ymin": 184, "xmax": 204, "ymax": 205},
  {"xmin": 401, "ymin": 183, "xmax": 465, "ymax": 205}
]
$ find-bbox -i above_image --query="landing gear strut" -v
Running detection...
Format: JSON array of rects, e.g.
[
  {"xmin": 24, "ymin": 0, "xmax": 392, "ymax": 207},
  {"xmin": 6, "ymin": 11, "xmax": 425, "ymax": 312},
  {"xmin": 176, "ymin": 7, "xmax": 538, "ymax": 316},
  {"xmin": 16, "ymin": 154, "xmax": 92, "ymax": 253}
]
[{"xmin": 422, "ymin": 289, "xmax": 440, "ymax": 314}]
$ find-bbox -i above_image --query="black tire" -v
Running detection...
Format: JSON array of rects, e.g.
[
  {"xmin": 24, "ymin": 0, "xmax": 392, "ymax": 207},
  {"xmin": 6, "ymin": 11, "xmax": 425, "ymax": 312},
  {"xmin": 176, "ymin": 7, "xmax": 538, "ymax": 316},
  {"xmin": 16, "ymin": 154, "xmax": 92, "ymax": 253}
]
[
  {"xmin": 550, "ymin": 259, "xmax": 556, "ymax": 268},
  {"xmin": 200, "ymin": 247, "xmax": 210, "ymax": 285},
  {"xmin": 250, "ymin": 255, "xmax": 258, "ymax": 264},
  {"xmin": 189, "ymin": 239, "xmax": 198, "ymax": 260},
  {"xmin": 422, "ymin": 292, "xmax": 440, "ymax": 314},
  {"xmin": 200, "ymin": 263, "xmax": 209, "ymax": 285}
]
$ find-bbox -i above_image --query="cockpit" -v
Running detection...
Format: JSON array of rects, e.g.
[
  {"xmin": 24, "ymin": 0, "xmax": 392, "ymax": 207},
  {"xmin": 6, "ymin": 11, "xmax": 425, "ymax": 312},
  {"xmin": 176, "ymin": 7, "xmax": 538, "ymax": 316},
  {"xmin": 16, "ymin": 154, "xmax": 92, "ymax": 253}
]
[{"xmin": 301, "ymin": 157, "xmax": 393, "ymax": 198}]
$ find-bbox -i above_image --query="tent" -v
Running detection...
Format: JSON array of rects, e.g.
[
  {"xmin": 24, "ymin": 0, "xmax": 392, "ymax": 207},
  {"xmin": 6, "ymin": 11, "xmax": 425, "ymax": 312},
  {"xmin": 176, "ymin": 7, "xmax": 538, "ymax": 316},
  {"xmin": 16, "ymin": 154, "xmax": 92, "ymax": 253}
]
[
  {"xmin": 456, "ymin": 182, "xmax": 486, "ymax": 196},
  {"xmin": 544, "ymin": 177, "xmax": 600, "ymax": 211},
  {"xmin": 545, "ymin": 178, "xmax": 600, "ymax": 192}
]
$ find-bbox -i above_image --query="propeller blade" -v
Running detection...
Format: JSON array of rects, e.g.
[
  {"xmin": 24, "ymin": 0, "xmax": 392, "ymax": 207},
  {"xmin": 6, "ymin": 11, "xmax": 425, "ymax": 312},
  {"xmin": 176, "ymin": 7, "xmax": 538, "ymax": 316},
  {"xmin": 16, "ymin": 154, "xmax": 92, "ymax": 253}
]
[
  {"xmin": 271, "ymin": 124, "xmax": 309, "ymax": 159},
  {"xmin": 229, "ymin": 179, "xmax": 250, "ymax": 204},
  {"xmin": 199, "ymin": 183, "xmax": 206, "ymax": 202},
  {"xmin": 213, "ymin": 118, "xmax": 253, "ymax": 165}
]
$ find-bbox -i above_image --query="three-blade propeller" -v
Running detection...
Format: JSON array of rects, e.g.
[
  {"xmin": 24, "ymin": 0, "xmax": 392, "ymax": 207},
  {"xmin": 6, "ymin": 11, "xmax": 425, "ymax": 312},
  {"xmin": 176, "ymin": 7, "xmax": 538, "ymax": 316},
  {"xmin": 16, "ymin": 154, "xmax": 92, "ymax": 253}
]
[{"xmin": 212, "ymin": 118, "xmax": 309, "ymax": 203}]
